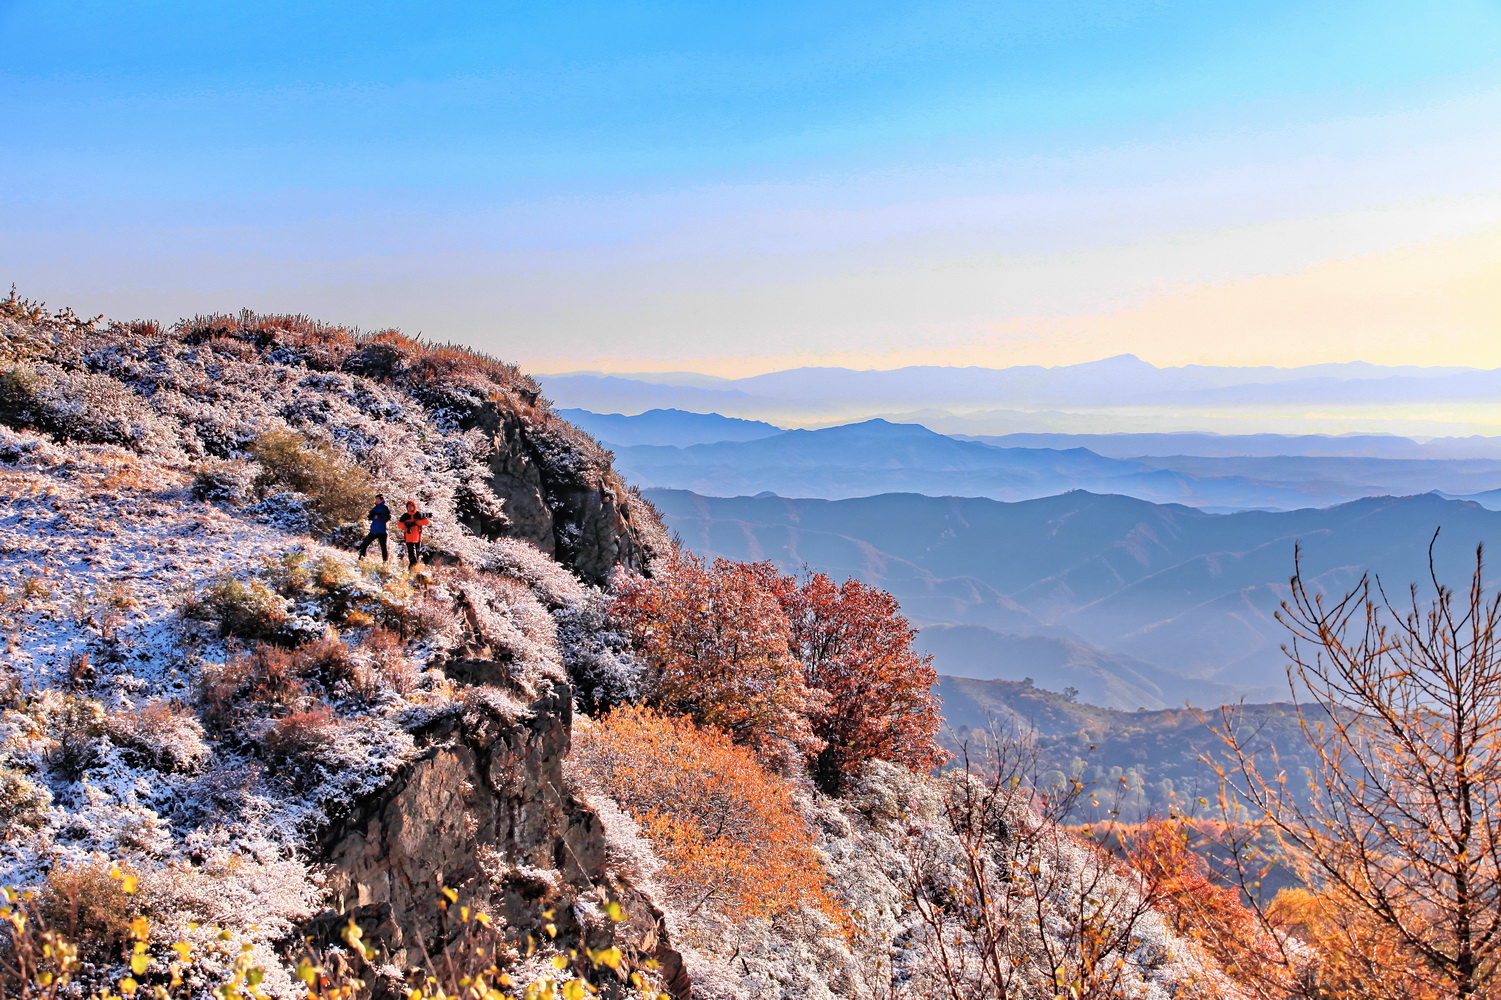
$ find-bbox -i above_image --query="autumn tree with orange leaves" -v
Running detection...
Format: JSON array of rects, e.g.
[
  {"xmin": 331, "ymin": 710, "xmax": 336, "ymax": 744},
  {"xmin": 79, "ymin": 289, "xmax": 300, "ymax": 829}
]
[
  {"xmin": 611, "ymin": 552, "xmax": 820, "ymax": 772},
  {"xmin": 1267, "ymin": 882, "xmax": 1446, "ymax": 1000},
  {"xmin": 612, "ymin": 553, "xmax": 945, "ymax": 788}
]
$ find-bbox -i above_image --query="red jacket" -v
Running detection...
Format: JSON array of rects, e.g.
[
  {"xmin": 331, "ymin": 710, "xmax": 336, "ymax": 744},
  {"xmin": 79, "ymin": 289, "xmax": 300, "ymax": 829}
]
[{"xmin": 398, "ymin": 512, "xmax": 430, "ymax": 543}]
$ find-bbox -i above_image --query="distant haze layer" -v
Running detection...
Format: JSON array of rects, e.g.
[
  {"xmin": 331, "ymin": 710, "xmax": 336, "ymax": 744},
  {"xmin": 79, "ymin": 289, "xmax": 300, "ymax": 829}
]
[{"xmin": 540, "ymin": 357, "xmax": 1501, "ymax": 438}]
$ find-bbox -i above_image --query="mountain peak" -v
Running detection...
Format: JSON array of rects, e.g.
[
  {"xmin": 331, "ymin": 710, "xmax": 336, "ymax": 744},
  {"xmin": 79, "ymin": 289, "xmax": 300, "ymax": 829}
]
[{"xmin": 1072, "ymin": 354, "xmax": 1154, "ymax": 370}]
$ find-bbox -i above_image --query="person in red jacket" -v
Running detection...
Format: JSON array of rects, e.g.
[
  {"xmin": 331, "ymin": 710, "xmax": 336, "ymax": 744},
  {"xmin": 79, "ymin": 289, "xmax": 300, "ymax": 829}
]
[{"xmin": 397, "ymin": 501, "xmax": 431, "ymax": 568}]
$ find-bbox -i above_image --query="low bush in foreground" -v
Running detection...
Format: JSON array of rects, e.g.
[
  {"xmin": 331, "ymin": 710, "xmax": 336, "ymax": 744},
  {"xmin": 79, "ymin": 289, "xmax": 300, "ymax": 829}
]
[{"xmin": 0, "ymin": 865, "xmax": 671, "ymax": 1000}]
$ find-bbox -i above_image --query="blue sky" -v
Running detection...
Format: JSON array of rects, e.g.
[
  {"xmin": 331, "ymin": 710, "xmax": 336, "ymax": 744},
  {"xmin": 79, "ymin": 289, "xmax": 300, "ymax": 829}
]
[{"xmin": 4, "ymin": 0, "xmax": 1500, "ymax": 373}]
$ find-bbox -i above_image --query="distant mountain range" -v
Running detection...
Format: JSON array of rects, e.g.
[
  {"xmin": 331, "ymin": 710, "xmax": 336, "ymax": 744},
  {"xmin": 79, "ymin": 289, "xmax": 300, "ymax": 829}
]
[
  {"xmin": 575, "ymin": 413, "xmax": 1501, "ymax": 512},
  {"xmin": 537, "ymin": 357, "xmax": 1501, "ymax": 438},
  {"xmin": 646, "ymin": 487, "xmax": 1501, "ymax": 708},
  {"xmin": 964, "ymin": 432, "xmax": 1501, "ymax": 461},
  {"xmin": 558, "ymin": 408, "xmax": 781, "ymax": 448}
]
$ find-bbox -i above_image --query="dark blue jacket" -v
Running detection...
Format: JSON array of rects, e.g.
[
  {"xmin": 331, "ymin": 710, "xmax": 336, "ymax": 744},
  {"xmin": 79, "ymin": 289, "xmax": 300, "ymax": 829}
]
[{"xmin": 368, "ymin": 501, "xmax": 391, "ymax": 533}]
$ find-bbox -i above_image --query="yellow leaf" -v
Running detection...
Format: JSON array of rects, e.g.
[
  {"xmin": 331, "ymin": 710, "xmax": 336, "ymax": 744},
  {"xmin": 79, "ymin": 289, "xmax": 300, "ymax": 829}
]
[
  {"xmin": 131, "ymin": 955, "xmax": 149, "ymax": 975},
  {"xmin": 551, "ymin": 955, "xmax": 568, "ymax": 970},
  {"xmin": 120, "ymin": 977, "xmax": 139, "ymax": 994},
  {"xmin": 121, "ymin": 874, "xmax": 139, "ymax": 895},
  {"xmin": 603, "ymin": 902, "xmax": 624, "ymax": 923}
]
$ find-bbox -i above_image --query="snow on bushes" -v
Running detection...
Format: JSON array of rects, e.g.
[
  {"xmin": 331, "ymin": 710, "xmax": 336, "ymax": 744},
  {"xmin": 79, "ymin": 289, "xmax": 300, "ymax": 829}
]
[
  {"xmin": 0, "ymin": 300, "xmax": 665, "ymax": 992},
  {"xmin": 248, "ymin": 429, "xmax": 375, "ymax": 529}
]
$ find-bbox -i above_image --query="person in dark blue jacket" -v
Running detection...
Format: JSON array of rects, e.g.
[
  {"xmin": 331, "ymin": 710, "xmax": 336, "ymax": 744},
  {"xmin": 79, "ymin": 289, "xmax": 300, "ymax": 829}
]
[{"xmin": 356, "ymin": 494, "xmax": 392, "ymax": 561}]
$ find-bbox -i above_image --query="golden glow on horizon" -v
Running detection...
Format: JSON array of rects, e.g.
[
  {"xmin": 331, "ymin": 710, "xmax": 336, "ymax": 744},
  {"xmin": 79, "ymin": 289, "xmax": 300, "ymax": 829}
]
[{"xmin": 536, "ymin": 225, "xmax": 1501, "ymax": 378}]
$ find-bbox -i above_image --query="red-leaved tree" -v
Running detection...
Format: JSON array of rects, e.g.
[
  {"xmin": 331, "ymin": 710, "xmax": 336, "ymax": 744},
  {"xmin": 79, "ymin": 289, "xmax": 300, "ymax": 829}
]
[
  {"xmin": 755, "ymin": 566, "xmax": 946, "ymax": 793},
  {"xmin": 613, "ymin": 553, "xmax": 946, "ymax": 789},
  {"xmin": 610, "ymin": 552, "xmax": 821, "ymax": 773}
]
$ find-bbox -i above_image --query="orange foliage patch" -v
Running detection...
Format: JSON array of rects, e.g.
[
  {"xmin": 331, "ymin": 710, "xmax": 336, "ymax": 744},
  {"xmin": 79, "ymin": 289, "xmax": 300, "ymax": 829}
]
[
  {"xmin": 1266, "ymin": 885, "xmax": 1448, "ymax": 1000},
  {"xmin": 1125, "ymin": 819, "xmax": 1293, "ymax": 997},
  {"xmin": 573, "ymin": 705, "xmax": 845, "ymax": 927}
]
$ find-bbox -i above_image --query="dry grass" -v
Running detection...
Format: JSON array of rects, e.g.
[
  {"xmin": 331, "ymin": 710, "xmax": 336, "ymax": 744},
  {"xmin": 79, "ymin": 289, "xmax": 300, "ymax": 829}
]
[{"xmin": 199, "ymin": 645, "xmax": 308, "ymax": 728}]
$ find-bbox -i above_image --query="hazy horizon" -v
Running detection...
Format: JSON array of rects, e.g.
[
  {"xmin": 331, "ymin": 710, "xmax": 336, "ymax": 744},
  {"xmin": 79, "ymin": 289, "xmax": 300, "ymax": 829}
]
[{"xmin": 533, "ymin": 353, "xmax": 1494, "ymax": 380}]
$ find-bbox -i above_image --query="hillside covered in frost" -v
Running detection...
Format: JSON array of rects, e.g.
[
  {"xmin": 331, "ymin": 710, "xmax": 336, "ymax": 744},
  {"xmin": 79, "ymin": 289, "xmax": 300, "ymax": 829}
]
[{"xmin": 0, "ymin": 294, "xmax": 1252, "ymax": 1000}]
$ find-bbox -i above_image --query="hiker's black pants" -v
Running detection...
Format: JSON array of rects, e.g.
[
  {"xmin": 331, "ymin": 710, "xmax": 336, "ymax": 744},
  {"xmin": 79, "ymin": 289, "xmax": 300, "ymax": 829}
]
[
  {"xmin": 357, "ymin": 531, "xmax": 388, "ymax": 561},
  {"xmin": 405, "ymin": 541, "xmax": 422, "ymax": 567}
]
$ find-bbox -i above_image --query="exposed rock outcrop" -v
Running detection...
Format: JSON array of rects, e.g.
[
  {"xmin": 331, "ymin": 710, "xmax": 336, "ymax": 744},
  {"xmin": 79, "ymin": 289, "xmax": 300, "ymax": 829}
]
[
  {"xmin": 455, "ymin": 400, "xmax": 658, "ymax": 585},
  {"xmin": 312, "ymin": 681, "xmax": 689, "ymax": 997}
]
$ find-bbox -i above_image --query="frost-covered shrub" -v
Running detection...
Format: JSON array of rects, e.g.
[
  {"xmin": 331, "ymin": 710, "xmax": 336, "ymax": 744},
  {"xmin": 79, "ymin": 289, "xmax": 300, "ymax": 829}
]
[
  {"xmin": 6, "ymin": 366, "xmax": 179, "ymax": 456},
  {"xmin": 189, "ymin": 458, "xmax": 257, "ymax": 504},
  {"xmin": 477, "ymin": 539, "xmax": 586, "ymax": 608},
  {"xmin": 249, "ymin": 430, "xmax": 375, "ymax": 528},
  {"xmin": 451, "ymin": 573, "xmax": 561, "ymax": 689},
  {"xmin": 341, "ymin": 341, "xmax": 409, "ymax": 380},
  {"xmin": 45, "ymin": 693, "xmax": 109, "ymax": 781},
  {"xmin": 107, "ymin": 700, "xmax": 211, "ymax": 774},
  {"xmin": 0, "ymin": 423, "xmax": 64, "ymax": 466},
  {"xmin": 199, "ymin": 645, "xmax": 308, "ymax": 728},
  {"xmin": 0, "ymin": 365, "xmax": 42, "ymax": 428},
  {"xmin": 244, "ymin": 491, "xmax": 317, "ymax": 535},
  {"xmin": 344, "ymin": 566, "xmax": 460, "ymax": 641},
  {"xmin": 183, "ymin": 574, "xmax": 296, "ymax": 643},
  {"xmin": 38, "ymin": 859, "xmax": 141, "ymax": 959},
  {"xmin": 258, "ymin": 705, "xmax": 345, "ymax": 773},
  {"xmin": 0, "ymin": 766, "xmax": 51, "ymax": 833},
  {"xmin": 288, "ymin": 631, "xmax": 361, "ymax": 691},
  {"xmin": 555, "ymin": 592, "xmax": 642, "ymax": 714},
  {"xmin": 264, "ymin": 548, "xmax": 385, "ymax": 626},
  {"xmin": 354, "ymin": 627, "xmax": 421, "ymax": 697}
]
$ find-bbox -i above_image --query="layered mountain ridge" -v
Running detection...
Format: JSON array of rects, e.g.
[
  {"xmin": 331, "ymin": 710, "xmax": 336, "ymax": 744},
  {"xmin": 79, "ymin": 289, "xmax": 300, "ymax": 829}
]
[{"xmin": 647, "ymin": 487, "xmax": 1501, "ymax": 708}]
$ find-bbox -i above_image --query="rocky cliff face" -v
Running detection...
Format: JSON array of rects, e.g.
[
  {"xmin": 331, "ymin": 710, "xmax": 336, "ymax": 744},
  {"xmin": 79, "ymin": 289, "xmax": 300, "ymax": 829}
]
[
  {"xmin": 314, "ymin": 682, "xmax": 689, "ymax": 996},
  {"xmin": 456, "ymin": 398, "xmax": 656, "ymax": 586}
]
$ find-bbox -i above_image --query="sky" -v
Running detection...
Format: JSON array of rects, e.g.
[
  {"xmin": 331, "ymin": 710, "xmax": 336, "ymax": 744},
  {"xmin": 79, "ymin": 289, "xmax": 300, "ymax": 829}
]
[{"xmin": 3, "ymin": 0, "xmax": 1500, "ymax": 376}]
